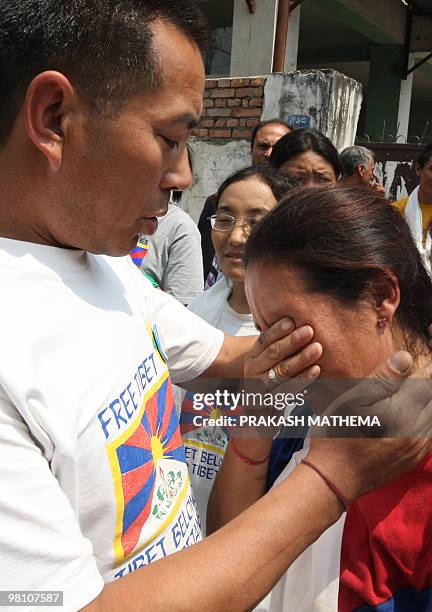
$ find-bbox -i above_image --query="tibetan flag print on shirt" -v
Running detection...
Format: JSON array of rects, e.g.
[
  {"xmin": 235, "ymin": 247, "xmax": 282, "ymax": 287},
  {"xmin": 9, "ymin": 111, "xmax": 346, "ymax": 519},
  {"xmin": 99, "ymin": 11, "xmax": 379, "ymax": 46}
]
[{"xmin": 130, "ymin": 238, "xmax": 149, "ymax": 268}]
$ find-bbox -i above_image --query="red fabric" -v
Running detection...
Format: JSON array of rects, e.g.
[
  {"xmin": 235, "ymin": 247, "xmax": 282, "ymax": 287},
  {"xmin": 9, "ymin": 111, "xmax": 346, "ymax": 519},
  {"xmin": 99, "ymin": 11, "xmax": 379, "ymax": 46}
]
[{"xmin": 339, "ymin": 454, "xmax": 432, "ymax": 611}]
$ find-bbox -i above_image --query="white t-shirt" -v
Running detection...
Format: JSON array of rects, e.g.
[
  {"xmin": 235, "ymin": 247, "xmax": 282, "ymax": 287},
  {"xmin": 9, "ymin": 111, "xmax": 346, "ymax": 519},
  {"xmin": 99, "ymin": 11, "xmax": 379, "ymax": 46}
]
[
  {"xmin": 0, "ymin": 237, "xmax": 224, "ymax": 610},
  {"xmin": 180, "ymin": 277, "xmax": 258, "ymax": 530}
]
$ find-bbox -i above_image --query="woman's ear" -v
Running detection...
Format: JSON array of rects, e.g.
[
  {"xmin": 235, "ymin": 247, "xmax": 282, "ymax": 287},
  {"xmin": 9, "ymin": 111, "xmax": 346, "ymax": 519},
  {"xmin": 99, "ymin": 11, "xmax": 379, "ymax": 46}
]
[{"xmin": 370, "ymin": 271, "xmax": 400, "ymax": 325}]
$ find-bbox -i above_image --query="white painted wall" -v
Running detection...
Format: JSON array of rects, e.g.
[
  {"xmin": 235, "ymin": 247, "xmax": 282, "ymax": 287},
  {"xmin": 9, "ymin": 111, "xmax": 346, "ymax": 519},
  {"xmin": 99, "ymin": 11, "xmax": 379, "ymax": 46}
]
[
  {"xmin": 180, "ymin": 139, "xmax": 251, "ymax": 222},
  {"xmin": 262, "ymin": 70, "xmax": 363, "ymax": 150},
  {"xmin": 397, "ymin": 55, "xmax": 415, "ymax": 140},
  {"xmin": 375, "ymin": 161, "xmax": 413, "ymax": 201},
  {"xmin": 284, "ymin": 5, "xmax": 301, "ymax": 73},
  {"xmin": 184, "ymin": 70, "xmax": 363, "ymax": 221}
]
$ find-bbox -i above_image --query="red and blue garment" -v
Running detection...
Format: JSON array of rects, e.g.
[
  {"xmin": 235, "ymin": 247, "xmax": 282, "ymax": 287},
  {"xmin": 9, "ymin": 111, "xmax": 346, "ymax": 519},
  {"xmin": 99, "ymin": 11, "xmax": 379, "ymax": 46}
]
[
  {"xmin": 339, "ymin": 453, "xmax": 432, "ymax": 611},
  {"xmin": 268, "ymin": 423, "xmax": 432, "ymax": 611}
]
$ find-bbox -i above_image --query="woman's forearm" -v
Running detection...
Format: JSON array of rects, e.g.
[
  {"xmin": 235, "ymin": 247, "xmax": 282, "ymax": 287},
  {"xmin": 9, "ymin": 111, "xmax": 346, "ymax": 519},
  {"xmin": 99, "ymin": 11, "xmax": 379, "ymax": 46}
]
[{"xmin": 207, "ymin": 437, "xmax": 273, "ymax": 534}]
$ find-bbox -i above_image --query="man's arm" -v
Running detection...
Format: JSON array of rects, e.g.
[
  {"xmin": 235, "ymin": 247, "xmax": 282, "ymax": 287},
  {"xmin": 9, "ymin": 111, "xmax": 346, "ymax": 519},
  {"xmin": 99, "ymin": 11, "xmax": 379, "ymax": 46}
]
[
  {"xmin": 84, "ymin": 464, "xmax": 342, "ymax": 611},
  {"xmin": 201, "ymin": 317, "xmax": 322, "ymax": 381},
  {"xmin": 208, "ymin": 351, "xmax": 432, "ymax": 536},
  {"xmin": 198, "ymin": 334, "xmax": 255, "ymax": 378},
  {"xmin": 148, "ymin": 282, "xmax": 320, "ymax": 384},
  {"xmin": 85, "ymin": 349, "xmax": 432, "ymax": 611}
]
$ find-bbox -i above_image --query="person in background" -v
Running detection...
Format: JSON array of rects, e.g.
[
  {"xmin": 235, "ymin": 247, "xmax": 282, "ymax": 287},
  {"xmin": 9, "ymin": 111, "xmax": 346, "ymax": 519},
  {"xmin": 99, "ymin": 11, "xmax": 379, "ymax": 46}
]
[
  {"xmin": 271, "ymin": 127, "xmax": 342, "ymax": 185},
  {"xmin": 138, "ymin": 197, "xmax": 203, "ymax": 305},
  {"xmin": 250, "ymin": 118, "xmax": 293, "ymax": 166},
  {"xmin": 339, "ymin": 145, "xmax": 385, "ymax": 194},
  {"xmin": 198, "ymin": 118, "xmax": 292, "ymax": 282},
  {"xmin": 181, "ymin": 166, "xmax": 295, "ymax": 529},
  {"xmin": 134, "ymin": 145, "xmax": 203, "ymax": 305},
  {"xmin": 395, "ymin": 143, "xmax": 432, "ymax": 275}
]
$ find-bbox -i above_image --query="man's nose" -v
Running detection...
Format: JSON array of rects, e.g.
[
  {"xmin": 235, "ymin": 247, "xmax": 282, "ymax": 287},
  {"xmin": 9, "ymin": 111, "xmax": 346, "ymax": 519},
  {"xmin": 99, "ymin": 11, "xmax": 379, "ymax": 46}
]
[{"xmin": 161, "ymin": 147, "xmax": 192, "ymax": 192}]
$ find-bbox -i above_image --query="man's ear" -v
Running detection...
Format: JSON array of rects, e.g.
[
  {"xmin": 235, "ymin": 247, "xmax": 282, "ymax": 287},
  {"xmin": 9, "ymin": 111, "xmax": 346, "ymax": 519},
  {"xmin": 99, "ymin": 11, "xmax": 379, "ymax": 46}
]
[
  {"xmin": 415, "ymin": 162, "xmax": 422, "ymax": 178},
  {"xmin": 24, "ymin": 71, "xmax": 76, "ymax": 172},
  {"xmin": 357, "ymin": 164, "xmax": 366, "ymax": 179},
  {"xmin": 370, "ymin": 271, "xmax": 400, "ymax": 325}
]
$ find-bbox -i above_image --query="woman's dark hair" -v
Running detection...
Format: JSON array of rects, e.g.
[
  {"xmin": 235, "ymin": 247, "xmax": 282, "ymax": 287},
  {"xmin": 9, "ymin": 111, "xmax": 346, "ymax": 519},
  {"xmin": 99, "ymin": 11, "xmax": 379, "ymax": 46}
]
[
  {"xmin": 270, "ymin": 128, "xmax": 342, "ymax": 178},
  {"xmin": 245, "ymin": 185, "xmax": 432, "ymax": 353},
  {"xmin": 215, "ymin": 166, "xmax": 296, "ymax": 206}
]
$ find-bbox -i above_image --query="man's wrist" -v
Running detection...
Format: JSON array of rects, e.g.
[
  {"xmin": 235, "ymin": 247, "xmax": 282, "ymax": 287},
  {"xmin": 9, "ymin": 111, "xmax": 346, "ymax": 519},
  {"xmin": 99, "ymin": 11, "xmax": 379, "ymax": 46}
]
[
  {"xmin": 301, "ymin": 459, "xmax": 350, "ymax": 511},
  {"xmin": 305, "ymin": 446, "xmax": 365, "ymax": 503},
  {"xmin": 282, "ymin": 464, "xmax": 344, "ymax": 530}
]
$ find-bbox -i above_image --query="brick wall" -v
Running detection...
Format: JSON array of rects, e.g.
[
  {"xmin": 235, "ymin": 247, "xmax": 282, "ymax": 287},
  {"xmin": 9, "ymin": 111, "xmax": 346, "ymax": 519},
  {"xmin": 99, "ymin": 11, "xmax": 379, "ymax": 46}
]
[{"xmin": 192, "ymin": 76, "xmax": 267, "ymax": 140}]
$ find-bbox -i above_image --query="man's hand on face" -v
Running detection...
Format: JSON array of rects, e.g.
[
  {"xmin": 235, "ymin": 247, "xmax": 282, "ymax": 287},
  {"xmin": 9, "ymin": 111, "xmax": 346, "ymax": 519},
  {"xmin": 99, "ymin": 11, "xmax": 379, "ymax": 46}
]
[
  {"xmin": 306, "ymin": 351, "xmax": 432, "ymax": 503},
  {"xmin": 241, "ymin": 320, "xmax": 432, "ymax": 506},
  {"xmin": 244, "ymin": 316, "xmax": 322, "ymax": 390}
]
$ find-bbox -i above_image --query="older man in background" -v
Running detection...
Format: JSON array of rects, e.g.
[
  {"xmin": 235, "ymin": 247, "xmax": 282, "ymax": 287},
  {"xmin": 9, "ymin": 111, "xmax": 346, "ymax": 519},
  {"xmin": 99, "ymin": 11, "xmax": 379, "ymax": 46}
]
[{"xmin": 340, "ymin": 145, "xmax": 385, "ymax": 194}]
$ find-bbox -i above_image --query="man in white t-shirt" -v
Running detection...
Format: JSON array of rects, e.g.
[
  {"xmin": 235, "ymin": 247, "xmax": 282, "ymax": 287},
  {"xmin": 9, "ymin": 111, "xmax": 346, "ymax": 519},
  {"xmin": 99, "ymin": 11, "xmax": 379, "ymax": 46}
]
[{"xmin": 0, "ymin": 2, "xmax": 431, "ymax": 611}]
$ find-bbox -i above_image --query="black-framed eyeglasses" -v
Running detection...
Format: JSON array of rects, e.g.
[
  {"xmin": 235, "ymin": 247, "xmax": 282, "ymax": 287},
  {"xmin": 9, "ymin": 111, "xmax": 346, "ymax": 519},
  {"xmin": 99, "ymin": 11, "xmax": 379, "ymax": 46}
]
[{"xmin": 207, "ymin": 214, "xmax": 263, "ymax": 233}]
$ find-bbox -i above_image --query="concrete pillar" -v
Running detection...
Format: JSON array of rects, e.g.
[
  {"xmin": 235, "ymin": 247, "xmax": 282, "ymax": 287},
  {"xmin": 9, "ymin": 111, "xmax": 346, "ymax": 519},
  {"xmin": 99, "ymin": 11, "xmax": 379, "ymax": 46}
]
[
  {"xmin": 261, "ymin": 70, "xmax": 363, "ymax": 150},
  {"xmin": 365, "ymin": 47, "xmax": 403, "ymax": 141},
  {"xmin": 184, "ymin": 139, "xmax": 251, "ymax": 222},
  {"xmin": 397, "ymin": 54, "xmax": 415, "ymax": 141},
  {"xmin": 284, "ymin": 4, "xmax": 301, "ymax": 73},
  {"xmin": 230, "ymin": 0, "xmax": 278, "ymax": 76}
]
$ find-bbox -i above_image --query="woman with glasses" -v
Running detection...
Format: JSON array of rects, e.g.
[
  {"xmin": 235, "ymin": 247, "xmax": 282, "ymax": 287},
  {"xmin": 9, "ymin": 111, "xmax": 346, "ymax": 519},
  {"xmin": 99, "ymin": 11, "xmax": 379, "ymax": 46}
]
[{"xmin": 180, "ymin": 166, "xmax": 294, "ymax": 530}]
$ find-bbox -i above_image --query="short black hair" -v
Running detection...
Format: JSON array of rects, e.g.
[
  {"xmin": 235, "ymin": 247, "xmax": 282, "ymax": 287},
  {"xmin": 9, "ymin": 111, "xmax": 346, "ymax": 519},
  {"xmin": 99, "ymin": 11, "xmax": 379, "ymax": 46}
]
[
  {"xmin": 0, "ymin": 0, "xmax": 211, "ymax": 145},
  {"xmin": 215, "ymin": 165, "xmax": 296, "ymax": 206},
  {"xmin": 417, "ymin": 143, "xmax": 432, "ymax": 169},
  {"xmin": 270, "ymin": 128, "xmax": 342, "ymax": 178},
  {"xmin": 250, "ymin": 118, "xmax": 292, "ymax": 150}
]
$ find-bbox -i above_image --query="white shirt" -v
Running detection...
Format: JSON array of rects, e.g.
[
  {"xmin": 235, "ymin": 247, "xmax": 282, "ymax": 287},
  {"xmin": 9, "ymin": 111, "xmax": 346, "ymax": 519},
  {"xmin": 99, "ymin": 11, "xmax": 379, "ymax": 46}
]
[{"xmin": 0, "ymin": 237, "xmax": 223, "ymax": 610}]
